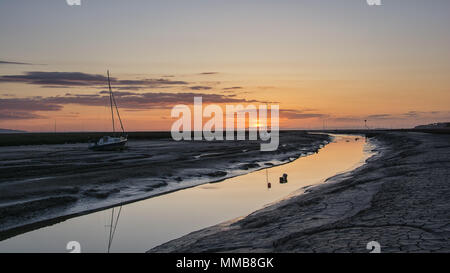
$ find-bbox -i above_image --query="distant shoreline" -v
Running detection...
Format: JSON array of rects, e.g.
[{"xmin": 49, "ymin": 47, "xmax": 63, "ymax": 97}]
[{"xmin": 1, "ymin": 128, "xmax": 449, "ymax": 147}]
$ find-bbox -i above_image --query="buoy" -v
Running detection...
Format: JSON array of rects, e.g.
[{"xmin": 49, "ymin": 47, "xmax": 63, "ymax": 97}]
[{"xmin": 279, "ymin": 173, "xmax": 288, "ymax": 183}]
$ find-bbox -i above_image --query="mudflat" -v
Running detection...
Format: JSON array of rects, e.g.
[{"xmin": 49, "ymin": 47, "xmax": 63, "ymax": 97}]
[
  {"xmin": 149, "ymin": 132, "xmax": 450, "ymax": 253},
  {"xmin": 0, "ymin": 131, "xmax": 329, "ymax": 239}
]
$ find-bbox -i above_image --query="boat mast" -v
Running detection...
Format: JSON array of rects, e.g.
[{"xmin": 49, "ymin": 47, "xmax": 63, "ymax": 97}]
[
  {"xmin": 111, "ymin": 86, "xmax": 125, "ymax": 135},
  {"xmin": 107, "ymin": 70, "xmax": 125, "ymax": 135},
  {"xmin": 107, "ymin": 70, "xmax": 115, "ymax": 134}
]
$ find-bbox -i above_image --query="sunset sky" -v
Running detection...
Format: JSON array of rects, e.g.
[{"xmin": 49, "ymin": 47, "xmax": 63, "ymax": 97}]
[{"xmin": 1, "ymin": 0, "xmax": 449, "ymax": 132}]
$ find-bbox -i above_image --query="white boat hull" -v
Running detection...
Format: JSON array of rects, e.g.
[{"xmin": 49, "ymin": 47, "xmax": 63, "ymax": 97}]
[{"xmin": 89, "ymin": 136, "xmax": 128, "ymax": 151}]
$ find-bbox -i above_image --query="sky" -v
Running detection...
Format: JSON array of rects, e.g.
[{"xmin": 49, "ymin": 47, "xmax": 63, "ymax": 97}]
[{"xmin": 0, "ymin": 0, "xmax": 449, "ymax": 132}]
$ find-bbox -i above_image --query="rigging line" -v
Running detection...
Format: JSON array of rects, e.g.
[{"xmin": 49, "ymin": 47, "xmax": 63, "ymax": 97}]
[
  {"xmin": 107, "ymin": 70, "xmax": 115, "ymax": 134},
  {"xmin": 110, "ymin": 206, "xmax": 123, "ymax": 246},
  {"xmin": 107, "ymin": 207, "xmax": 115, "ymax": 253},
  {"xmin": 111, "ymin": 86, "xmax": 125, "ymax": 134}
]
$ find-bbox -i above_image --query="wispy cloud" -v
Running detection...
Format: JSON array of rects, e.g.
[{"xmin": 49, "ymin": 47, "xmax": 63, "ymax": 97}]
[
  {"xmin": 188, "ymin": 85, "xmax": 213, "ymax": 90},
  {"xmin": 280, "ymin": 109, "xmax": 328, "ymax": 119},
  {"xmin": 0, "ymin": 111, "xmax": 43, "ymax": 120},
  {"xmin": 199, "ymin": 72, "xmax": 219, "ymax": 75},
  {"xmin": 0, "ymin": 98, "xmax": 63, "ymax": 111},
  {"xmin": 327, "ymin": 111, "xmax": 450, "ymax": 125},
  {"xmin": 223, "ymin": 86, "xmax": 242, "ymax": 90},
  {"xmin": 0, "ymin": 97, "xmax": 61, "ymax": 120},
  {"xmin": 0, "ymin": 91, "xmax": 266, "ymax": 119},
  {"xmin": 0, "ymin": 60, "xmax": 34, "ymax": 65},
  {"xmin": 366, "ymin": 114, "xmax": 393, "ymax": 120},
  {"xmin": 0, "ymin": 71, "xmax": 188, "ymax": 89},
  {"xmin": 365, "ymin": 111, "xmax": 450, "ymax": 120},
  {"xmin": 400, "ymin": 111, "xmax": 444, "ymax": 118},
  {"xmin": 330, "ymin": 117, "xmax": 361, "ymax": 123}
]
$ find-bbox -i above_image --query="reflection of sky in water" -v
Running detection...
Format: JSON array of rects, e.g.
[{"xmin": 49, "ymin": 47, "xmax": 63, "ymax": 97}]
[{"xmin": 0, "ymin": 135, "xmax": 373, "ymax": 253}]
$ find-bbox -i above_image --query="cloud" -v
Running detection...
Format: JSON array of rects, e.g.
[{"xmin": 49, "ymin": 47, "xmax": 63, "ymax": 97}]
[
  {"xmin": 280, "ymin": 109, "xmax": 327, "ymax": 119},
  {"xmin": 0, "ymin": 60, "xmax": 33, "ymax": 65},
  {"xmin": 0, "ymin": 111, "xmax": 43, "ymax": 120},
  {"xmin": 365, "ymin": 111, "xmax": 450, "ymax": 120},
  {"xmin": 0, "ymin": 93, "xmax": 15, "ymax": 97},
  {"xmin": 330, "ymin": 117, "xmax": 361, "ymax": 123},
  {"xmin": 366, "ymin": 114, "xmax": 392, "ymax": 120},
  {"xmin": 65, "ymin": 93, "xmax": 101, "ymax": 97},
  {"xmin": 199, "ymin": 72, "xmax": 219, "ymax": 75},
  {"xmin": 0, "ymin": 91, "xmax": 266, "ymax": 119},
  {"xmin": 0, "ymin": 71, "xmax": 188, "ymax": 89},
  {"xmin": 0, "ymin": 72, "xmax": 108, "ymax": 86},
  {"xmin": 400, "ymin": 111, "xmax": 446, "ymax": 118},
  {"xmin": 327, "ymin": 111, "xmax": 450, "ymax": 125},
  {"xmin": 189, "ymin": 86, "xmax": 213, "ymax": 90},
  {"xmin": 224, "ymin": 91, "xmax": 250, "ymax": 95},
  {"xmin": 222, "ymin": 87, "xmax": 244, "ymax": 94},
  {"xmin": 257, "ymin": 86, "xmax": 275, "ymax": 90},
  {"xmin": 98, "ymin": 90, "xmax": 138, "ymax": 97},
  {"xmin": 223, "ymin": 86, "xmax": 242, "ymax": 90},
  {"xmin": 110, "ymin": 86, "xmax": 143, "ymax": 91},
  {"xmin": 0, "ymin": 98, "xmax": 63, "ymax": 112}
]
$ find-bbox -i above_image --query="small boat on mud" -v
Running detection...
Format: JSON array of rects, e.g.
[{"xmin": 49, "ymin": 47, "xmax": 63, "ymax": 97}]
[
  {"xmin": 89, "ymin": 70, "xmax": 127, "ymax": 151},
  {"xmin": 89, "ymin": 135, "xmax": 127, "ymax": 151}
]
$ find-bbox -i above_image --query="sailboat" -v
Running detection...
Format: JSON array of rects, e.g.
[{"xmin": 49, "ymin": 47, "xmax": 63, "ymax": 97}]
[{"xmin": 88, "ymin": 70, "xmax": 128, "ymax": 150}]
